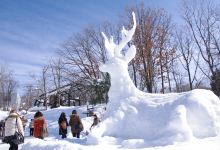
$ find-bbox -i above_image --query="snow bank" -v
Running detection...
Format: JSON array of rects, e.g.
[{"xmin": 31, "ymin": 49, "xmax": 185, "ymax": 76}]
[
  {"xmin": 89, "ymin": 89, "xmax": 220, "ymax": 147},
  {"xmin": 0, "ymin": 110, "xmax": 8, "ymax": 120},
  {"xmin": 21, "ymin": 138, "xmax": 85, "ymax": 150}
]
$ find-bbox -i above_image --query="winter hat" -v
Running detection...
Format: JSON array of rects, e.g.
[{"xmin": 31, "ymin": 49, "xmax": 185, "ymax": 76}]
[
  {"xmin": 39, "ymin": 111, "xmax": 43, "ymax": 117},
  {"xmin": 34, "ymin": 111, "xmax": 43, "ymax": 118},
  {"xmin": 72, "ymin": 110, "xmax": 77, "ymax": 114},
  {"xmin": 61, "ymin": 112, "xmax": 66, "ymax": 117}
]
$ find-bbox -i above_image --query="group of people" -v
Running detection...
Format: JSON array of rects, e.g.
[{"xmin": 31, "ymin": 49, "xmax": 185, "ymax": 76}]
[
  {"xmin": 58, "ymin": 109, "xmax": 100, "ymax": 139},
  {"xmin": 2, "ymin": 108, "xmax": 100, "ymax": 150},
  {"xmin": 2, "ymin": 109, "xmax": 48, "ymax": 150}
]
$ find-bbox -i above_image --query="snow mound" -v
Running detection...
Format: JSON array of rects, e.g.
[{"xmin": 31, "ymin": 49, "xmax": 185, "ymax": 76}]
[
  {"xmin": 0, "ymin": 110, "xmax": 8, "ymax": 120},
  {"xmin": 90, "ymin": 89, "xmax": 220, "ymax": 146},
  {"xmin": 89, "ymin": 12, "xmax": 220, "ymax": 147}
]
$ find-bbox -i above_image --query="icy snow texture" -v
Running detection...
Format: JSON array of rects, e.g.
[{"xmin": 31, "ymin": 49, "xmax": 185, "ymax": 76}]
[{"xmin": 89, "ymin": 12, "xmax": 220, "ymax": 146}]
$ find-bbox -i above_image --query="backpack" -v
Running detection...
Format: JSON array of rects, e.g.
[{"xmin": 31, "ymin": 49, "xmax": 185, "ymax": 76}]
[{"xmin": 60, "ymin": 121, "xmax": 67, "ymax": 130}]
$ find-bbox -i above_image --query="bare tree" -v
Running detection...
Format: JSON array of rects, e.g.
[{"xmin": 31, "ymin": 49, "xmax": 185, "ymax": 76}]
[
  {"xmin": 155, "ymin": 12, "xmax": 173, "ymax": 93},
  {"xmin": 170, "ymin": 57, "xmax": 184, "ymax": 92},
  {"xmin": 42, "ymin": 65, "xmax": 49, "ymax": 109},
  {"xmin": 22, "ymin": 84, "xmax": 36, "ymax": 109},
  {"xmin": 59, "ymin": 27, "xmax": 103, "ymax": 82},
  {"xmin": 181, "ymin": 0, "xmax": 220, "ymax": 79},
  {"xmin": 58, "ymin": 26, "xmax": 112, "ymax": 104},
  {"xmin": 58, "ymin": 23, "xmax": 120, "ymax": 90},
  {"xmin": 126, "ymin": 4, "xmax": 175, "ymax": 93},
  {"xmin": 22, "ymin": 66, "xmax": 50, "ymax": 110},
  {"xmin": 0, "ymin": 64, "xmax": 18, "ymax": 110},
  {"xmin": 132, "ymin": 6, "xmax": 157, "ymax": 93},
  {"xmin": 49, "ymin": 58, "xmax": 66, "ymax": 106},
  {"xmin": 176, "ymin": 28, "xmax": 200, "ymax": 90}
]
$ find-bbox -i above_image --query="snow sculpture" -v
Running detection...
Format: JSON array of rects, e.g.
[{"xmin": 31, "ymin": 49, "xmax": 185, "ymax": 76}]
[
  {"xmin": 94, "ymin": 12, "xmax": 220, "ymax": 147},
  {"xmin": 100, "ymin": 12, "xmax": 138, "ymax": 102}
]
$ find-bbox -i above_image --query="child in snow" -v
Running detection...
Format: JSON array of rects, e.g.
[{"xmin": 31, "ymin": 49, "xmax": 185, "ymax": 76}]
[
  {"xmin": 69, "ymin": 110, "xmax": 84, "ymax": 138},
  {"xmin": 29, "ymin": 119, "xmax": 34, "ymax": 136},
  {"xmin": 58, "ymin": 112, "xmax": 69, "ymax": 139},
  {"xmin": 90, "ymin": 113, "xmax": 100, "ymax": 130}
]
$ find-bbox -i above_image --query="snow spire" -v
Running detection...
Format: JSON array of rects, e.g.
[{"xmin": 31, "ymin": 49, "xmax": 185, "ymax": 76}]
[
  {"xmin": 101, "ymin": 12, "xmax": 136, "ymax": 59},
  {"xmin": 100, "ymin": 12, "xmax": 138, "ymax": 101}
]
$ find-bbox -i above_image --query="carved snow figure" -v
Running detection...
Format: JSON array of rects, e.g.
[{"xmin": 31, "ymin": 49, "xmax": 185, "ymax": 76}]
[{"xmin": 91, "ymin": 12, "xmax": 220, "ymax": 146}]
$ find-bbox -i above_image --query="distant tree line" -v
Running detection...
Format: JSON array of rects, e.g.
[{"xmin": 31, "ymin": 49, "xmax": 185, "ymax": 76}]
[{"xmin": 22, "ymin": 0, "xmax": 220, "ymax": 109}]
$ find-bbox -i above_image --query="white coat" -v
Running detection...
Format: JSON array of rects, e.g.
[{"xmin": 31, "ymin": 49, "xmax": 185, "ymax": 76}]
[{"xmin": 4, "ymin": 113, "xmax": 24, "ymax": 136}]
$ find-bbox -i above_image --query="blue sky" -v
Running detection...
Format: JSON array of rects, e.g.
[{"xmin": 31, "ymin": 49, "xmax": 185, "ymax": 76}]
[{"xmin": 0, "ymin": 0, "xmax": 181, "ymax": 94}]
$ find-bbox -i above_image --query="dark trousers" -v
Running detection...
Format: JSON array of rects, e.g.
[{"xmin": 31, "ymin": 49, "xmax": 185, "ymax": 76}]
[
  {"xmin": 9, "ymin": 142, "xmax": 18, "ymax": 150},
  {"xmin": 0, "ymin": 129, "xmax": 2, "ymax": 137},
  {"xmin": 61, "ymin": 134, "xmax": 67, "ymax": 139},
  {"xmin": 30, "ymin": 128, "xmax": 34, "ymax": 136},
  {"xmin": 72, "ymin": 132, "xmax": 80, "ymax": 138}
]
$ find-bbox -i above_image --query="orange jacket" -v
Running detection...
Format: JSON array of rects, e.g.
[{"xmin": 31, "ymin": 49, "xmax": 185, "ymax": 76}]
[{"xmin": 34, "ymin": 117, "xmax": 47, "ymax": 138}]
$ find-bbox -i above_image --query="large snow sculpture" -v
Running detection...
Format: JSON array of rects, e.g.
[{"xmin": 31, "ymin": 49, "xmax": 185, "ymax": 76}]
[
  {"xmin": 100, "ymin": 12, "xmax": 138, "ymax": 103},
  {"xmin": 92, "ymin": 12, "xmax": 220, "ymax": 146}
]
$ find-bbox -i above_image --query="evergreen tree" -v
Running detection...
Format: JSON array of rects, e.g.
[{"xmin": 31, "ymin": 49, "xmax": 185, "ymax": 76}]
[{"xmin": 211, "ymin": 69, "xmax": 220, "ymax": 97}]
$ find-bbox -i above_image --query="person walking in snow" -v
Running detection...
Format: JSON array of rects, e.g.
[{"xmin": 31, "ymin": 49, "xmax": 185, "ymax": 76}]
[
  {"xmin": 58, "ymin": 112, "xmax": 69, "ymax": 139},
  {"xmin": 4, "ymin": 109, "xmax": 24, "ymax": 150},
  {"xmin": 69, "ymin": 110, "xmax": 83, "ymax": 138},
  {"xmin": 29, "ymin": 119, "xmax": 34, "ymax": 136},
  {"xmin": 89, "ymin": 113, "xmax": 100, "ymax": 131},
  {"xmin": 20, "ymin": 115, "xmax": 27, "ymax": 131},
  {"xmin": 0, "ymin": 120, "xmax": 4, "ymax": 137},
  {"xmin": 33, "ymin": 111, "xmax": 48, "ymax": 139}
]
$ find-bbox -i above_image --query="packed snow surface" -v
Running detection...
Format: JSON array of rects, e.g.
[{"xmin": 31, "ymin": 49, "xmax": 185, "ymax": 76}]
[{"xmin": 1, "ymin": 91, "xmax": 220, "ymax": 150}]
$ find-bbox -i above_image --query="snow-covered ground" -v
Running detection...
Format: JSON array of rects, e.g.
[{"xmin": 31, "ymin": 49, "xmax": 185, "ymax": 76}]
[{"xmin": 0, "ymin": 101, "xmax": 220, "ymax": 150}]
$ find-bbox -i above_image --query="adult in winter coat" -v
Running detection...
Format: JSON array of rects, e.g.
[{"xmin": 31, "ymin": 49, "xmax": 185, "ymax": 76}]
[
  {"xmin": 33, "ymin": 111, "xmax": 48, "ymax": 139},
  {"xmin": 4, "ymin": 109, "xmax": 24, "ymax": 150},
  {"xmin": 69, "ymin": 110, "xmax": 84, "ymax": 138},
  {"xmin": 58, "ymin": 112, "xmax": 69, "ymax": 139}
]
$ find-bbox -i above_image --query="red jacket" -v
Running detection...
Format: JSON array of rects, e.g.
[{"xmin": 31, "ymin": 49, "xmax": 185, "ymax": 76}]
[{"xmin": 34, "ymin": 117, "xmax": 47, "ymax": 138}]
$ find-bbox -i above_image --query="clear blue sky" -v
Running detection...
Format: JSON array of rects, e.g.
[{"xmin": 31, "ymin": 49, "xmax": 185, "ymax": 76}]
[{"xmin": 0, "ymin": 0, "xmax": 181, "ymax": 94}]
